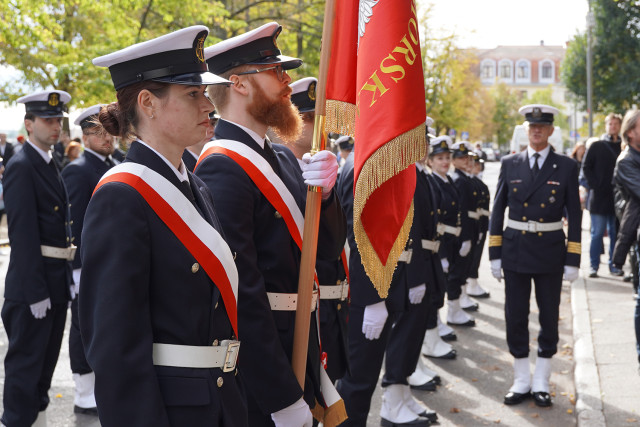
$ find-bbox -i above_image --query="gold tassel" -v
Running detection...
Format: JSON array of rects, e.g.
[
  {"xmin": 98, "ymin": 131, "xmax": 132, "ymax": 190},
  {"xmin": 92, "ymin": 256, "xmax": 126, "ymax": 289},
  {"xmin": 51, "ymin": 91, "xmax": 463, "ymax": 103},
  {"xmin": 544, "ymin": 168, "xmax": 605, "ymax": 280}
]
[
  {"xmin": 323, "ymin": 398, "xmax": 348, "ymax": 427},
  {"xmin": 325, "ymin": 99, "xmax": 356, "ymax": 137},
  {"xmin": 353, "ymin": 124, "xmax": 427, "ymax": 298},
  {"xmin": 310, "ymin": 399, "xmax": 324, "ymax": 422}
]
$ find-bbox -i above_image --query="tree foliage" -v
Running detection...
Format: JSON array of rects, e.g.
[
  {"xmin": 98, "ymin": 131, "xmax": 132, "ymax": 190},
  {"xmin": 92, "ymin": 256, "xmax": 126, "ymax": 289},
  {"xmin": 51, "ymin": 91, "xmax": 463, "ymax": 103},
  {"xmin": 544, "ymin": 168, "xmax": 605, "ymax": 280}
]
[
  {"xmin": 562, "ymin": 0, "xmax": 640, "ymax": 111},
  {"xmin": 490, "ymin": 83, "xmax": 520, "ymax": 149},
  {"xmin": 0, "ymin": 0, "xmax": 323, "ymax": 108}
]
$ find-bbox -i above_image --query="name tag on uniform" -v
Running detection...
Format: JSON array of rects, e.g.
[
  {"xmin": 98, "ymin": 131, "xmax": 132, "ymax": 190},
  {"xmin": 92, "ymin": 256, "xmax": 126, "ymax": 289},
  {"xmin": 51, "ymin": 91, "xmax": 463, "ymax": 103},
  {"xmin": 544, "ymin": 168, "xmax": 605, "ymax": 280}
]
[
  {"xmin": 510, "ymin": 179, "xmax": 522, "ymax": 184},
  {"xmin": 547, "ymin": 181, "xmax": 560, "ymax": 186}
]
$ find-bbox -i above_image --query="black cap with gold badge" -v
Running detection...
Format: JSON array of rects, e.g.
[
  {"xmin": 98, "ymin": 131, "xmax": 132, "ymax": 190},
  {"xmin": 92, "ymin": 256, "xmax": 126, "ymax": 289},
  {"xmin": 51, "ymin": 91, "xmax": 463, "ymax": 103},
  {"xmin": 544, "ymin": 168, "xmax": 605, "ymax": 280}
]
[
  {"xmin": 290, "ymin": 77, "xmax": 317, "ymax": 113},
  {"xmin": 17, "ymin": 90, "xmax": 71, "ymax": 118},
  {"xmin": 518, "ymin": 104, "xmax": 559, "ymax": 125},
  {"xmin": 429, "ymin": 135, "xmax": 452, "ymax": 157}
]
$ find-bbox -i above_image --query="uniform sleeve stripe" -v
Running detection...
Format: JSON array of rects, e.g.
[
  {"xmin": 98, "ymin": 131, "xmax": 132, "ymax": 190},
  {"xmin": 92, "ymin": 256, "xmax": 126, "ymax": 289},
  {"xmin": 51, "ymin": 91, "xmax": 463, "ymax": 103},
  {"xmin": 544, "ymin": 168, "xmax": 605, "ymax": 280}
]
[
  {"xmin": 489, "ymin": 235, "xmax": 502, "ymax": 247},
  {"xmin": 567, "ymin": 242, "xmax": 581, "ymax": 254}
]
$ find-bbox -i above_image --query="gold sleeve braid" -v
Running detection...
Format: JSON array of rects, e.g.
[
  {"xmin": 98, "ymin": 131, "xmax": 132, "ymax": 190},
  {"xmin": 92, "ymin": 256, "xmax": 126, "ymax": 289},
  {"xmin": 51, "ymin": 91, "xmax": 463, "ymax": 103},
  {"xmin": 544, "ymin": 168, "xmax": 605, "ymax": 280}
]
[
  {"xmin": 567, "ymin": 241, "xmax": 581, "ymax": 255},
  {"xmin": 488, "ymin": 235, "xmax": 502, "ymax": 247}
]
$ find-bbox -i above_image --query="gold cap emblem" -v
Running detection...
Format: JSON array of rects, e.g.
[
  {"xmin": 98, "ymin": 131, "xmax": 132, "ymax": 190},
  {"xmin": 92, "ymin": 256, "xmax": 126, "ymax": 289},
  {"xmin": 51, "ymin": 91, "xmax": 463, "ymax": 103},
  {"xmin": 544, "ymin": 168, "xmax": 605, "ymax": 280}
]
[
  {"xmin": 48, "ymin": 93, "xmax": 59, "ymax": 107},
  {"xmin": 308, "ymin": 81, "xmax": 316, "ymax": 102}
]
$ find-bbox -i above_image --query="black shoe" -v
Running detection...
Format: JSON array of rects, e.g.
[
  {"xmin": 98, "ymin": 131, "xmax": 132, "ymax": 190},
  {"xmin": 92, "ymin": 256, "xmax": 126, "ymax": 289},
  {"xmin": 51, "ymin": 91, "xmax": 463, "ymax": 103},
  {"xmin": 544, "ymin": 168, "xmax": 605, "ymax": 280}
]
[
  {"xmin": 623, "ymin": 274, "xmax": 633, "ymax": 282},
  {"xmin": 610, "ymin": 267, "xmax": 624, "ymax": 277},
  {"xmin": 532, "ymin": 391, "xmax": 552, "ymax": 407},
  {"xmin": 447, "ymin": 319, "xmax": 475, "ymax": 327},
  {"xmin": 424, "ymin": 349, "xmax": 457, "ymax": 360},
  {"xmin": 461, "ymin": 303, "xmax": 479, "ymax": 311},
  {"xmin": 503, "ymin": 390, "xmax": 531, "ymax": 405},
  {"xmin": 589, "ymin": 269, "xmax": 598, "ymax": 278},
  {"xmin": 467, "ymin": 291, "xmax": 490, "ymax": 298},
  {"xmin": 440, "ymin": 332, "xmax": 457, "ymax": 342},
  {"xmin": 74, "ymin": 405, "xmax": 98, "ymax": 416},
  {"xmin": 380, "ymin": 417, "xmax": 431, "ymax": 426},
  {"xmin": 416, "ymin": 409, "xmax": 438, "ymax": 423},
  {"xmin": 410, "ymin": 378, "xmax": 438, "ymax": 391}
]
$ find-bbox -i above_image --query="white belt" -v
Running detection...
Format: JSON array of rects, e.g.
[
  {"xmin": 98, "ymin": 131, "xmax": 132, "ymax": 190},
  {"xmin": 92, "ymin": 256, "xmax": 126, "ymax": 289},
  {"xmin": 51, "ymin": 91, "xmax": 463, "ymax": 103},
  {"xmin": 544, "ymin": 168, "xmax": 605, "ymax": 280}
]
[
  {"xmin": 421, "ymin": 239, "xmax": 441, "ymax": 253},
  {"xmin": 507, "ymin": 219, "xmax": 563, "ymax": 233},
  {"xmin": 467, "ymin": 210, "xmax": 480, "ymax": 220},
  {"xmin": 267, "ymin": 291, "xmax": 318, "ymax": 311},
  {"xmin": 437, "ymin": 223, "xmax": 461, "ymax": 237},
  {"xmin": 319, "ymin": 280, "xmax": 349, "ymax": 300},
  {"xmin": 41, "ymin": 245, "xmax": 76, "ymax": 261},
  {"xmin": 479, "ymin": 208, "xmax": 491, "ymax": 217},
  {"xmin": 152, "ymin": 340, "xmax": 240, "ymax": 371},
  {"xmin": 397, "ymin": 249, "xmax": 413, "ymax": 263}
]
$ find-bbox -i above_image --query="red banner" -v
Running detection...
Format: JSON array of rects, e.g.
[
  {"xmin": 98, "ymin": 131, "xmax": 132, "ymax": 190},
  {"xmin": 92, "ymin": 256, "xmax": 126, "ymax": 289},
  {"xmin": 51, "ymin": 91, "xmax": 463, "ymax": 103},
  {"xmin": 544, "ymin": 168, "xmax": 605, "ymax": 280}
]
[{"xmin": 326, "ymin": 0, "xmax": 426, "ymax": 297}]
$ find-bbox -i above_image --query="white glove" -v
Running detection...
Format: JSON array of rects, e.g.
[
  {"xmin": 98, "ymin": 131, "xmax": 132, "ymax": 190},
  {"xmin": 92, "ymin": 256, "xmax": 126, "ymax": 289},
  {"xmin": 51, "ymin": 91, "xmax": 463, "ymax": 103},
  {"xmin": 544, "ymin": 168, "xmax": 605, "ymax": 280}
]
[
  {"xmin": 490, "ymin": 259, "xmax": 502, "ymax": 281},
  {"xmin": 459, "ymin": 240, "xmax": 472, "ymax": 257},
  {"xmin": 271, "ymin": 396, "xmax": 313, "ymax": 427},
  {"xmin": 30, "ymin": 298, "xmax": 51, "ymax": 319},
  {"xmin": 301, "ymin": 151, "xmax": 339, "ymax": 199},
  {"xmin": 69, "ymin": 285, "xmax": 76, "ymax": 300},
  {"xmin": 441, "ymin": 257, "xmax": 449, "ymax": 273},
  {"xmin": 408, "ymin": 284, "xmax": 426, "ymax": 304},
  {"xmin": 478, "ymin": 232, "xmax": 484, "ymax": 244},
  {"xmin": 362, "ymin": 301, "xmax": 388, "ymax": 340},
  {"xmin": 563, "ymin": 265, "xmax": 579, "ymax": 282},
  {"xmin": 72, "ymin": 268, "xmax": 81, "ymax": 294}
]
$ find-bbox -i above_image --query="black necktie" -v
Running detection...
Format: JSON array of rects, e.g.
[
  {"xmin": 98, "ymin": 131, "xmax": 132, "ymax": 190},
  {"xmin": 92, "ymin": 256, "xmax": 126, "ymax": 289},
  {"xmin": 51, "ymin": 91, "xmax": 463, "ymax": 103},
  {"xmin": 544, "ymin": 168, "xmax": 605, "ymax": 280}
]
[
  {"xmin": 532, "ymin": 153, "xmax": 540, "ymax": 177},
  {"xmin": 264, "ymin": 140, "xmax": 280, "ymax": 175},
  {"xmin": 180, "ymin": 180, "xmax": 197, "ymax": 207},
  {"xmin": 105, "ymin": 157, "xmax": 115, "ymax": 168}
]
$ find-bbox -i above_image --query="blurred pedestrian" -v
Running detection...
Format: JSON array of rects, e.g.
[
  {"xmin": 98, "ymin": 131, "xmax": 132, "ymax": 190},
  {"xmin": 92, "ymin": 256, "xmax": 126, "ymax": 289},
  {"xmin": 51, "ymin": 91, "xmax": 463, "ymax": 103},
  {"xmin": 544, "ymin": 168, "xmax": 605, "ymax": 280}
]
[{"xmin": 0, "ymin": 133, "xmax": 15, "ymax": 167}]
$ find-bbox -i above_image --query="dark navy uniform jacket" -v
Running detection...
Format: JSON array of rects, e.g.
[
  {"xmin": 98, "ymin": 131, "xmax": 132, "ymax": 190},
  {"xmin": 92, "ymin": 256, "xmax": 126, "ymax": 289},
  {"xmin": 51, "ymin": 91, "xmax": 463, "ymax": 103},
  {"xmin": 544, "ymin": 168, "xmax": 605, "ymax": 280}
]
[
  {"xmin": 182, "ymin": 148, "xmax": 198, "ymax": 172},
  {"xmin": 61, "ymin": 151, "xmax": 113, "ymax": 269},
  {"xmin": 336, "ymin": 152, "xmax": 409, "ymax": 312},
  {"xmin": 450, "ymin": 168, "xmax": 478, "ymax": 244},
  {"xmin": 428, "ymin": 172, "xmax": 460, "ymax": 265},
  {"xmin": 489, "ymin": 149, "xmax": 582, "ymax": 273},
  {"xmin": 471, "ymin": 175, "xmax": 490, "ymax": 236},
  {"xmin": 195, "ymin": 120, "xmax": 346, "ymax": 416},
  {"xmin": 79, "ymin": 141, "xmax": 247, "ymax": 427},
  {"xmin": 4, "ymin": 142, "xmax": 73, "ymax": 305}
]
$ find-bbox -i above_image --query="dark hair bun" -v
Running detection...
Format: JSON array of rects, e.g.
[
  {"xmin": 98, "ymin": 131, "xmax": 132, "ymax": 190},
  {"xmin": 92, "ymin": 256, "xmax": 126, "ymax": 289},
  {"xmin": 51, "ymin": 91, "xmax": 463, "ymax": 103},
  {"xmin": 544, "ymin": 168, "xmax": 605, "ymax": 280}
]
[{"xmin": 99, "ymin": 103, "xmax": 122, "ymax": 137}]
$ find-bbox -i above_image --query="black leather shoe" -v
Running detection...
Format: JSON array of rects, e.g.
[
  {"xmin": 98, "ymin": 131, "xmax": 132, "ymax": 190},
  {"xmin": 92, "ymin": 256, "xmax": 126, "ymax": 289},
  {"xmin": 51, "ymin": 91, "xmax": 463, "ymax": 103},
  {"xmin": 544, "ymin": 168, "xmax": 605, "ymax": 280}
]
[
  {"xmin": 532, "ymin": 391, "xmax": 552, "ymax": 407},
  {"xmin": 440, "ymin": 332, "xmax": 457, "ymax": 342},
  {"xmin": 410, "ymin": 378, "xmax": 437, "ymax": 391},
  {"xmin": 416, "ymin": 409, "xmax": 438, "ymax": 423},
  {"xmin": 468, "ymin": 291, "xmax": 490, "ymax": 298},
  {"xmin": 588, "ymin": 269, "xmax": 598, "ymax": 278},
  {"xmin": 380, "ymin": 417, "xmax": 431, "ymax": 426},
  {"xmin": 461, "ymin": 302, "xmax": 479, "ymax": 311},
  {"xmin": 447, "ymin": 319, "xmax": 475, "ymax": 327},
  {"xmin": 503, "ymin": 390, "xmax": 531, "ymax": 405},
  {"xmin": 424, "ymin": 349, "xmax": 457, "ymax": 360},
  {"xmin": 74, "ymin": 405, "xmax": 98, "ymax": 416},
  {"xmin": 610, "ymin": 266, "xmax": 624, "ymax": 277}
]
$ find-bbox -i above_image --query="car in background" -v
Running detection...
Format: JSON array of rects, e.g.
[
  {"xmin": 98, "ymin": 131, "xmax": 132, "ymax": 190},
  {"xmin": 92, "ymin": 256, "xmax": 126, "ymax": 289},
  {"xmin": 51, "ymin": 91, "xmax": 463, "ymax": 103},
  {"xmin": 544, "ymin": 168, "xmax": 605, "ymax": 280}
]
[{"xmin": 484, "ymin": 148, "xmax": 497, "ymax": 161}]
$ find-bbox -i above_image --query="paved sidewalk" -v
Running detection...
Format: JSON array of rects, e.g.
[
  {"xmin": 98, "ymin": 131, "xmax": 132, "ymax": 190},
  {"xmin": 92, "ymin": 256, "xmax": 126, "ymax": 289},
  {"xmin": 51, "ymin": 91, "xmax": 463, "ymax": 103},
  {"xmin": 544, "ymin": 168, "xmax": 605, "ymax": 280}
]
[{"xmin": 573, "ymin": 213, "xmax": 640, "ymax": 427}]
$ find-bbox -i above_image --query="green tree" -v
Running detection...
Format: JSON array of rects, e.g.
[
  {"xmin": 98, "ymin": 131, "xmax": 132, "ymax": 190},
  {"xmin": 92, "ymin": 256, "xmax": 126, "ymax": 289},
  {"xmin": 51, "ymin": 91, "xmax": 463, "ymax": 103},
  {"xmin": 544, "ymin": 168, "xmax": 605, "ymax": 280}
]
[
  {"xmin": 562, "ymin": 0, "xmax": 640, "ymax": 111},
  {"xmin": 490, "ymin": 83, "xmax": 520, "ymax": 150}
]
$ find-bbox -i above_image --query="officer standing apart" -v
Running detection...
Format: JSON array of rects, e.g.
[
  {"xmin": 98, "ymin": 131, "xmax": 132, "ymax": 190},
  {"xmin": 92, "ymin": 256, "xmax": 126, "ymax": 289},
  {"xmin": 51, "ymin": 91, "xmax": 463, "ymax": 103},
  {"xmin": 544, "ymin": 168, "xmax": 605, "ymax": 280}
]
[
  {"xmin": 61, "ymin": 104, "xmax": 117, "ymax": 416},
  {"xmin": 199, "ymin": 23, "xmax": 345, "ymax": 426},
  {"xmin": 80, "ymin": 26, "xmax": 247, "ymax": 426},
  {"xmin": 489, "ymin": 104, "xmax": 581, "ymax": 407},
  {"xmin": 1, "ymin": 90, "xmax": 75, "ymax": 427}
]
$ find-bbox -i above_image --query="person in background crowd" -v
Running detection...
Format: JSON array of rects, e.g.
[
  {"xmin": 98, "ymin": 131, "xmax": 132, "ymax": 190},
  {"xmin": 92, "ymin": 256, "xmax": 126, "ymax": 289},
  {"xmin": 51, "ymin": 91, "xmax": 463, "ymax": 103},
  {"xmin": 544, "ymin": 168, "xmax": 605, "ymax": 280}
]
[
  {"xmin": 63, "ymin": 141, "xmax": 82, "ymax": 167},
  {"xmin": 570, "ymin": 141, "xmax": 586, "ymax": 168},
  {"xmin": 2, "ymin": 89, "xmax": 75, "ymax": 427},
  {"xmin": 80, "ymin": 26, "xmax": 248, "ymax": 426},
  {"xmin": 489, "ymin": 104, "xmax": 581, "ymax": 408},
  {"xmin": 582, "ymin": 113, "xmax": 623, "ymax": 277},
  {"xmin": 0, "ymin": 133, "xmax": 15, "ymax": 167}
]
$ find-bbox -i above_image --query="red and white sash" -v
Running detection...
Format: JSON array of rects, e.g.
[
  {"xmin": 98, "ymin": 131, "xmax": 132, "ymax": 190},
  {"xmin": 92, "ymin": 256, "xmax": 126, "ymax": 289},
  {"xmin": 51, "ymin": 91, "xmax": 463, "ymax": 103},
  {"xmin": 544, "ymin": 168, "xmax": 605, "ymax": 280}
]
[{"xmin": 94, "ymin": 163, "xmax": 239, "ymax": 337}]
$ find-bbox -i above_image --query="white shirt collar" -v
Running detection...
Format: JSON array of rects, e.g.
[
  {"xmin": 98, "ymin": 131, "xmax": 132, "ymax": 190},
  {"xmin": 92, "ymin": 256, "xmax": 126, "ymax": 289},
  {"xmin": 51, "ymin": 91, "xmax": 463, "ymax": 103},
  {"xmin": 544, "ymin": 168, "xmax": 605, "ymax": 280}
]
[
  {"xmin": 220, "ymin": 119, "xmax": 265, "ymax": 149},
  {"xmin": 84, "ymin": 147, "xmax": 108, "ymax": 162},
  {"xmin": 136, "ymin": 139, "xmax": 188, "ymax": 183},
  {"xmin": 415, "ymin": 162, "xmax": 425, "ymax": 173},
  {"xmin": 27, "ymin": 140, "xmax": 53, "ymax": 164},
  {"xmin": 527, "ymin": 144, "xmax": 551, "ymax": 168}
]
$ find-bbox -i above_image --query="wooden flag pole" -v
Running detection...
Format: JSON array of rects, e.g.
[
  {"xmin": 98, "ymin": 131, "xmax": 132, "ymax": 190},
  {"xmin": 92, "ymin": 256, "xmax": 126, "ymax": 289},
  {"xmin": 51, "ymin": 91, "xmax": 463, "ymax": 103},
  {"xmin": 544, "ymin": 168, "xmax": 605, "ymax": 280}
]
[{"xmin": 291, "ymin": 0, "xmax": 336, "ymax": 388}]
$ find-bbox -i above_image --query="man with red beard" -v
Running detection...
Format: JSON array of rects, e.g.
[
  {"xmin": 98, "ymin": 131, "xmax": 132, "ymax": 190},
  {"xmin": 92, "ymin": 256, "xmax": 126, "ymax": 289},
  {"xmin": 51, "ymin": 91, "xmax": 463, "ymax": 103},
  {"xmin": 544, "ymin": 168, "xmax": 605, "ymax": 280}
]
[{"xmin": 198, "ymin": 23, "xmax": 346, "ymax": 427}]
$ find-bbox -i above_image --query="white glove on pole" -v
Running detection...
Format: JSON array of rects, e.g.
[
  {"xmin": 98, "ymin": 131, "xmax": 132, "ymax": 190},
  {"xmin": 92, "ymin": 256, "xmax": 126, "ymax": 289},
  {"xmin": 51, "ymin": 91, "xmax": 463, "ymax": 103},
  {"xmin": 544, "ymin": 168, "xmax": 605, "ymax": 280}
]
[
  {"xmin": 301, "ymin": 151, "xmax": 339, "ymax": 200},
  {"xmin": 563, "ymin": 265, "xmax": 579, "ymax": 282},
  {"xmin": 459, "ymin": 240, "xmax": 472, "ymax": 257},
  {"xmin": 490, "ymin": 259, "xmax": 503, "ymax": 281},
  {"xmin": 441, "ymin": 258, "xmax": 449, "ymax": 273},
  {"xmin": 271, "ymin": 396, "xmax": 313, "ymax": 427},
  {"xmin": 30, "ymin": 298, "xmax": 51, "ymax": 319},
  {"xmin": 408, "ymin": 284, "xmax": 426, "ymax": 304},
  {"xmin": 362, "ymin": 301, "xmax": 388, "ymax": 340}
]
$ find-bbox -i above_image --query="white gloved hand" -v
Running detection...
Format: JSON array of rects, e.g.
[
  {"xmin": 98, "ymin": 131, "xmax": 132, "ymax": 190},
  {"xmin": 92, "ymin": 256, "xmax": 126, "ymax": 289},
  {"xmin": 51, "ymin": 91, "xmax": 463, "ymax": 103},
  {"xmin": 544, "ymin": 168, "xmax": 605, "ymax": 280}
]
[
  {"xmin": 408, "ymin": 284, "xmax": 426, "ymax": 304},
  {"xmin": 271, "ymin": 396, "xmax": 313, "ymax": 427},
  {"xmin": 441, "ymin": 257, "xmax": 449, "ymax": 273},
  {"xmin": 478, "ymin": 232, "xmax": 484, "ymax": 244},
  {"xmin": 72, "ymin": 268, "xmax": 81, "ymax": 294},
  {"xmin": 362, "ymin": 301, "xmax": 388, "ymax": 340},
  {"xmin": 301, "ymin": 151, "xmax": 339, "ymax": 199},
  {"xmin": 563, "ymin": 265, "xmax": 579, "ymax": 282},
  {"xmin": 459, "ymin": 240, "xmax": 472, "ymax": 257},
  {"xmin": 490, "ymin": 259, "xmax": 502, "ymax": 281},
  {"xmin": 69, "ymin": 285, "xmax": 76, "ymax": 300},
  {"xmin": 30, "ymin": 298, "xmax": 51, "ymax": 319}
]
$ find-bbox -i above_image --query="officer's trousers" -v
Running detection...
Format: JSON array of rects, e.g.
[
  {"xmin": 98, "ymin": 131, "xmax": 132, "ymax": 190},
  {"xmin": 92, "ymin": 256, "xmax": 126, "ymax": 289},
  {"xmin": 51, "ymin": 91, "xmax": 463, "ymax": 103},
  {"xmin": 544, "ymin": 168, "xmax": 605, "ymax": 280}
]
[
  {"xmin": 503, "ymin": 269, "xmax": 563, "ymax": 358},
  {"xmin": 1, "ymin": 301, "xmax": 67, "ymax": 427},
  {"xmin": 69, "ymin": 296, "xmax": 92, "ymax": 374},
  {"xmin": 336, "ymin": 305, "xmax": 396, "ymax": 427}
]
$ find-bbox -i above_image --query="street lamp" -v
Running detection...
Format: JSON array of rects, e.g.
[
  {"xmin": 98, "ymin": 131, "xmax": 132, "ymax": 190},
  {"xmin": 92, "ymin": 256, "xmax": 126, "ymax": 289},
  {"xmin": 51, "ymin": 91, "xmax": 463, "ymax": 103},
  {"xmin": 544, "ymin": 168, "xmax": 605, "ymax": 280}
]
[{"xmin": 586, "ymin": 1, "xmax": 595, "ymax": 137}]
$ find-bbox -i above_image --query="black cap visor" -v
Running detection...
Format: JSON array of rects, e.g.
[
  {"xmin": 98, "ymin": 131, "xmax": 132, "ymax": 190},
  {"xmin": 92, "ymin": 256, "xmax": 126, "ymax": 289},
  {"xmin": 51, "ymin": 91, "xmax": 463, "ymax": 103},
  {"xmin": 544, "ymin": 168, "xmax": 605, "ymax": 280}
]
[{"xmin": 152, "ymin": 71, "xmax": 231, "ymax": 86}]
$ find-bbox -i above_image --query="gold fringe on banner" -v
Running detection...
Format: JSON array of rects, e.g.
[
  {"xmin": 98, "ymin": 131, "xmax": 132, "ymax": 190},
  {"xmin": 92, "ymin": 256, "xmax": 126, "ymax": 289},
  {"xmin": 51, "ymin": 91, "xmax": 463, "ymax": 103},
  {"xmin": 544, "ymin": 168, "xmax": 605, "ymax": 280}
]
[
  {"xmin": 325, "ymin": 99, "xmax": 356, "ymax": 137},
  {"xmin": 353, "ymin": 124, "xmax": 427, "ymax": 298}
]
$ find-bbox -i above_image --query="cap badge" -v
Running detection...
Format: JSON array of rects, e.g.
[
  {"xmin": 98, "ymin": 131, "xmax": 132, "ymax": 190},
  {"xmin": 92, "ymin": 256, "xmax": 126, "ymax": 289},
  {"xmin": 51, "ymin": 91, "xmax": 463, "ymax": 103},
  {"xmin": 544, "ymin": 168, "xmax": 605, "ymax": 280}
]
[
  {"xmin": 272, "ymin": 26, "xmax": 282, "ymax": 50},
  {"xmin": 194, "ymin": 31, "xmax": 207, "ymax": 63},
  {"xmin": 460, "ymin": 145, "xmax": 466, "ymax": 152},
  {"xmin": 440, "ymin": 141, "xmax": 447, "ymax": 148},
  {"xmin": 48, "ymin": 93, "xmax": 60, "ymax": 107},
  {"xmin": 308, "ymin": 81, "xmax": 316, "ymax": 102},
  {"xmin": 532, "ymin": 107, "xmax": 542, "ymax": 118}
]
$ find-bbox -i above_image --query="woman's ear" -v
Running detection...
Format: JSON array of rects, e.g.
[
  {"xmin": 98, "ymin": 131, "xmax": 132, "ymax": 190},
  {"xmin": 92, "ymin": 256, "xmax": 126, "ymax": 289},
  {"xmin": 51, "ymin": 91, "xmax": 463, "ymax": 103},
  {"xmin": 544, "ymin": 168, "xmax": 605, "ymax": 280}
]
[{"xmin": 138, "ymin": 89, "xmax": 155, "ymax": 119}]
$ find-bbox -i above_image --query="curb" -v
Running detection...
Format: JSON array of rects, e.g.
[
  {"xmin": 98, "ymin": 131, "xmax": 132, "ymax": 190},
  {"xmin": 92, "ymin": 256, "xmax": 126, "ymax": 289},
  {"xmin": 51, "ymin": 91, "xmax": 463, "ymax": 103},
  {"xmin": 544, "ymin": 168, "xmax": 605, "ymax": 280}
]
[{"xmin": 571, "ymin": 274, "xmax": 606, "ymax": 427}]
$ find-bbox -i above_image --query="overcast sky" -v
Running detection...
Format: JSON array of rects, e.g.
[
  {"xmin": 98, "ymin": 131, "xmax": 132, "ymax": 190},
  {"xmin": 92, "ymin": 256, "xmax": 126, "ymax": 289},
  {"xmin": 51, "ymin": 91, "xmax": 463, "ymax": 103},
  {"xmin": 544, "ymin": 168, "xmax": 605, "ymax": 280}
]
[{"xmin": 419, "ymin": 0, "xmax": 589, "ymax": 48}]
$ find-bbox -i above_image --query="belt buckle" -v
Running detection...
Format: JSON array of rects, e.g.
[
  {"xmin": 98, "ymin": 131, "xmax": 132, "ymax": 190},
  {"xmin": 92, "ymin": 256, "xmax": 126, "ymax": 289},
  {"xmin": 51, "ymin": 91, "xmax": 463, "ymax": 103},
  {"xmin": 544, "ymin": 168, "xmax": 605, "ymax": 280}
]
[
  {"xmin": 527, "ymin": 221, "xmax": 537, "ymax": 233},
  {"xmin": 68, "ymin": 246, "xmax": 77, "ymax": 261},
  {"xmin": 221, "ymin": 340, "xmax": 240, "ymax": 372},
  {"xmin": 340, "ymin": 279, "xmax": 349, "ymax": 301}
]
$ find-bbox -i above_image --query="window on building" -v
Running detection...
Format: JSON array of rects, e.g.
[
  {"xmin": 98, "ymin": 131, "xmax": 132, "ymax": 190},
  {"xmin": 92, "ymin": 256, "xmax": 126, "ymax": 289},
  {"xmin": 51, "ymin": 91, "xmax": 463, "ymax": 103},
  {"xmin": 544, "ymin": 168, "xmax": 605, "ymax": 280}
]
[
  {"xmin": 539, "ymin": 59, "xmax": 554, "ymax": 82},
  {"xmin": 500, "ymin": 62, "xmax": 512, "ymax": 79},
  {"xmin": 517, "ymin": 62, "xmax": 529, "ymax": 79},
  {"xmin": 520, "ymin": 90, "xmax": 528, "ymax": 99},
  {"xmin": 481, "ymin": 64, "xmax": 493, "ymax": 79},
  {"xmin": 480, "ymin": 60, "xmax": 495, "ymax": 80}
]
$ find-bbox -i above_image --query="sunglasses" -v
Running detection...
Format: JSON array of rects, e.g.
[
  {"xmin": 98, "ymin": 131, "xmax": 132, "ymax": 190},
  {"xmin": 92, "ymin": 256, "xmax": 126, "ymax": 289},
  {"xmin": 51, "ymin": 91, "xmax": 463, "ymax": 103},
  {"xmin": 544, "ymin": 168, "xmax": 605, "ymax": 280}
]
[{"xmin": 236, "ymin": 65, "xmax": 286, "ymax": 82}]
